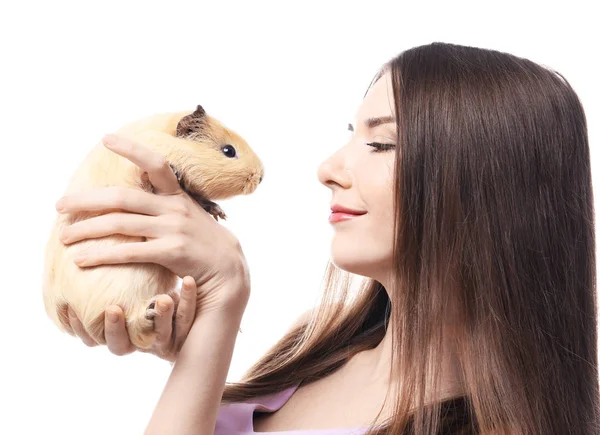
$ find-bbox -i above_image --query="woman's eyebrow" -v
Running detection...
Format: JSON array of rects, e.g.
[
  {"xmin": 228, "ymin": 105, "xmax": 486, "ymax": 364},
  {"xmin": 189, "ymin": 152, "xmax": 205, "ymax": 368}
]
[{"xmin": 348, "ymin": 116, "xmax": 395, "ymax": 132}]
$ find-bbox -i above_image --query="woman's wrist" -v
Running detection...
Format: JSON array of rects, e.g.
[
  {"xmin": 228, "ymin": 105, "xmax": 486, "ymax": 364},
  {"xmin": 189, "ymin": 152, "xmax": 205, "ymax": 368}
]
[
  {"xmin": 195, "ymin": 273, "xmax": 251, "ymax": 320},
  {"xmin": 145, "ymin": 296, "xmax": 244, "ymax": 435},
  {"xmin": 178, "ymin": 307, "xmax": 243, "ymax": 363}
]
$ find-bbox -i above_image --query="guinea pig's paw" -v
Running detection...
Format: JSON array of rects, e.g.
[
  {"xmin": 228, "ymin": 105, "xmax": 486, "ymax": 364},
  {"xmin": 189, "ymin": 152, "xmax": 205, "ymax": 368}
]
[
  {"xmin": 200, "ymin": 198, "xmax": 228, "ymax": 221},
  {"xmin": 126, "ymin": 299, "xmax": 159, "ymax": 349},
  {"xmin": 210, "ymin": 203, "xmax": 227, "ymax": 221},
  {"xmin": 144, "ymin": 295, "xmax": 160, "ymax": 320}
]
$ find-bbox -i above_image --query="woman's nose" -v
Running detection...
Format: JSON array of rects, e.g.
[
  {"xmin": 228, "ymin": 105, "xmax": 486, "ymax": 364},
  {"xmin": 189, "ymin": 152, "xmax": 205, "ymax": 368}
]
[{"xmin": 317, "ymin": 153, "xmax": 352, "ymax": 189}]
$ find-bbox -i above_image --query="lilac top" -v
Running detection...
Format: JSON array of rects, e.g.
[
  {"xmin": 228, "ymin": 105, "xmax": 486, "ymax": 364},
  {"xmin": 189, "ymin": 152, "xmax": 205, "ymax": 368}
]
[{"xmin": 214, "ymin": 383, "xmax": 378, "ymax": 434}]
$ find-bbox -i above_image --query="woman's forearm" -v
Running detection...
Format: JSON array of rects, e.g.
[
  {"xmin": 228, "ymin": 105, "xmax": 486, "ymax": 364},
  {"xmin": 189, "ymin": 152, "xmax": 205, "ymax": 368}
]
[{"xmin": 144, "ymin": 299, "xmax": 245, "ymax": 435}]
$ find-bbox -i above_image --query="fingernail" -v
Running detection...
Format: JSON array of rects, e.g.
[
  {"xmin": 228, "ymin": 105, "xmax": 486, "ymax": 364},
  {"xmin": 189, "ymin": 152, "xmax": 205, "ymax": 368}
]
[
  {"xmin": 107, "ymin": 311, "xmax": 119, "ymax": 323},
  {"xmin": 73, "ymin": 254, "xmax": 86, "ymax": 264},
  {"xmin": 55, "ymin": 199, "xmax": 65, "ymax": 212},
  {"xmin": 59, "ymin": 229, "xmax": 69, "ymax": 242},
  {"xmin": 102, "ymin": 134, "xmax": 117, "ymax": 147}
]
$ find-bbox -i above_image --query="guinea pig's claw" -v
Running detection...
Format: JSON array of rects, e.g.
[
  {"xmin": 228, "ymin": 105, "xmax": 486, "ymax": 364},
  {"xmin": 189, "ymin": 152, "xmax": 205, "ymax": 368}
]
[
  {"xmin": 210, "ymin": 206, "xmax": 227, "ymax": 221},
  {"xmin": 145, "ymin": 297, "xmax": 158, "ymax": 320},
  {"xmin": 201, "ymin": 199, "xmax": 227, "ymax": 221}
]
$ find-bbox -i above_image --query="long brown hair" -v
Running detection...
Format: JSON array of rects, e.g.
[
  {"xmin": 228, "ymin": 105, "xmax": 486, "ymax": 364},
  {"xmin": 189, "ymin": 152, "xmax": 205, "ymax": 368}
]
[{"xmin": 221, "ymin": 42, "xmax": 599, "ymax": 434}]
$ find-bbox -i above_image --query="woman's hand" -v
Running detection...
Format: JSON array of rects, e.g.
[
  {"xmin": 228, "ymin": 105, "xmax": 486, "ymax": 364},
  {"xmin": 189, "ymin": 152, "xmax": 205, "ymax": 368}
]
[
  {"xmin": 66, "ymin": 276, "xmax": 199, "ymax": 363},
  {"xmin": 56, "ymin": 133, "xmax": 250, "ymax": 316}
]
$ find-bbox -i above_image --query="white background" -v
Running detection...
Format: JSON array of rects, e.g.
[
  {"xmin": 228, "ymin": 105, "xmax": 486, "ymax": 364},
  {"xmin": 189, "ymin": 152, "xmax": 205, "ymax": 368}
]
[{"xmin": 1, "ymin": 1, "xmax": 597, "ymax": 434}]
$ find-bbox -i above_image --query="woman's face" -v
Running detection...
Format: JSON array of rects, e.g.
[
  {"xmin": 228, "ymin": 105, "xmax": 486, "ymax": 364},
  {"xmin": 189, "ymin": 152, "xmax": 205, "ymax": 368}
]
[{"xmin": 317, "ymin": 70, "xmax": 397, "ymax": 284}]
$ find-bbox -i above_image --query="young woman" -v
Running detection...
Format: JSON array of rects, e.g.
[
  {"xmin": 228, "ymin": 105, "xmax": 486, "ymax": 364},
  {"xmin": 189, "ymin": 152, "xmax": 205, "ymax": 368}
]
[{"xmin": 56, "ymin": 42, "xmax": 599, "ymax": 434}]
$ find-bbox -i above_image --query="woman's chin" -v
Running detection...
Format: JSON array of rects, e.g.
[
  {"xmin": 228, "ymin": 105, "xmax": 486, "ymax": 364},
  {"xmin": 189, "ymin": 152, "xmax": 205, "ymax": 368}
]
[
  {"xmin": 330, "ymin": 247, "xmax": 392, "ymax": 282},
  {"xmin": 330, "ymin": 255, "xmax": 369, "ymax": 277}
]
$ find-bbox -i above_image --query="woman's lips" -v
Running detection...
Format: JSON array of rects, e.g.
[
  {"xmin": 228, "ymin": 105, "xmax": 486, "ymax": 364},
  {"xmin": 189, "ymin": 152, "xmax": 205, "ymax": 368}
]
[{"xmin": 329, "ymin": 212, "xmax": 366, "ymax": 223}]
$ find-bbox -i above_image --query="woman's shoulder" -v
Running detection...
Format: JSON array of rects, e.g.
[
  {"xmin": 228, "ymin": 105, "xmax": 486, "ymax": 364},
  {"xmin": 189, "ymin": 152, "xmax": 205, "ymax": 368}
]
[{"xmin": 214, "ymin": 383, "xmax": 300, "ymax": 434}]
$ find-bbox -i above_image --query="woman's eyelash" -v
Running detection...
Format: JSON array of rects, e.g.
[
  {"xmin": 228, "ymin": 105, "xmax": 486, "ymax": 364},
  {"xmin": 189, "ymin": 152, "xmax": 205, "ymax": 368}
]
[{"xmin": 366, "ymin": 142, "xmax": 396, "ymax": 153}]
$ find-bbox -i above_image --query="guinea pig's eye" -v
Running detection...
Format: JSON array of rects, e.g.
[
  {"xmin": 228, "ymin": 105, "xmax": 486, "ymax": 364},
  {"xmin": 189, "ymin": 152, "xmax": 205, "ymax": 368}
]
[{"xmin": 221, "ymin": 144, "xmax": 237, "ymax": 158}]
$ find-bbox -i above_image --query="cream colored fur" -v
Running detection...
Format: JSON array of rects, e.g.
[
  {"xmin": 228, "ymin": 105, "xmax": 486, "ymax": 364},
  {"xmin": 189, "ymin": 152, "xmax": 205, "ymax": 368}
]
[{"xmin": 42, "ymin": 108, "xmax": 263, "ymax": 349}]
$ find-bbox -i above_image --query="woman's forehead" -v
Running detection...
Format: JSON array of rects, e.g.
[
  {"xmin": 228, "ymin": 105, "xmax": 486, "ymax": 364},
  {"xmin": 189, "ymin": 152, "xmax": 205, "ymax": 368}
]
[{"xmin": 357, "ymin": 73, "xmax": 395, "ymax": 120}]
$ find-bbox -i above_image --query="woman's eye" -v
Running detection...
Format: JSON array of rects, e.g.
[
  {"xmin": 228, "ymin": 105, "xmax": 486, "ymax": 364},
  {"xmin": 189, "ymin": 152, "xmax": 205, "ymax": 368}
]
[{"xmin": 366, "ymin": 142, "xmax": 396, "ymax": 153}]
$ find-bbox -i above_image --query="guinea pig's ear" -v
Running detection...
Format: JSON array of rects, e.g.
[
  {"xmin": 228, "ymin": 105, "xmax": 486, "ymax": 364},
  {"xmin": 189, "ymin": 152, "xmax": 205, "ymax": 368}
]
[
  {"xmin": 176, "ymin": 104, "xmax": 207, "ymax": 137},
  {"xmin": 192, "ymin": 104, "xmax": 206, "ymax": 118}
]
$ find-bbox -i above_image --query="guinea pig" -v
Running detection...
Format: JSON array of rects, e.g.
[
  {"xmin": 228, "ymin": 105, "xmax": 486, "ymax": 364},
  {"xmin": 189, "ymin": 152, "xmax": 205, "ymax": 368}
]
[{"xmin": 42, "ymin": 104, "xmax": 264, "ymax": 349}]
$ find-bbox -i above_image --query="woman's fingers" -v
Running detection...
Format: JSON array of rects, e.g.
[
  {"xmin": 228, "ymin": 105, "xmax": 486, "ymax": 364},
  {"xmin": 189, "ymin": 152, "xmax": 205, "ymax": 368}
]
[
  {"xmin": 67, "ymin": 306, "xmax": 98, "ymax": 347},
  {"xmin": 172, "ymin": 277, "xmax": 198, "ymax": 354},
  {"xmin": 73, "ymin": 239, "xmax": 172, "ymax": 267},
  {"xmin": 59, "ymin": 212, "xmax": 161, "ymax": 245},
  {"xmin": 169, "ymin": 289, "xmax": 181, "ymax": 308},
  {"xmin": 55, "ymin": 186, "xmax": 167, "ymax": 216},
  {"xmin": 66, "ymin": 292, "xmax": 197, "ymax": 361},
  {"xmin": 102, "ymin": 134, "xmax": 182, "ymax": 196},
  {"xmin": 152, "ymin": 295, "xmax": 175, "ymax": 350},
  {"xmin": 104, "ymin": 305, "xmax": 135, "ymax": 356}
]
